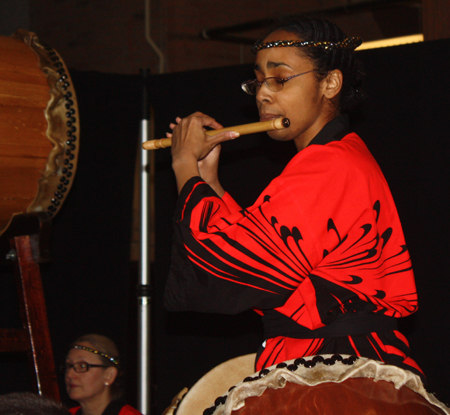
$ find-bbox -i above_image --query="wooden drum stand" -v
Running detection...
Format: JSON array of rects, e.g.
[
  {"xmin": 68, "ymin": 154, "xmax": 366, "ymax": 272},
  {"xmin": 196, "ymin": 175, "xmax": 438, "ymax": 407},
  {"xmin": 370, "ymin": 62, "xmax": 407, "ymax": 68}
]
[{"xmin": 0, "ymin": 213, "xmax": 59, "ymax": 400}]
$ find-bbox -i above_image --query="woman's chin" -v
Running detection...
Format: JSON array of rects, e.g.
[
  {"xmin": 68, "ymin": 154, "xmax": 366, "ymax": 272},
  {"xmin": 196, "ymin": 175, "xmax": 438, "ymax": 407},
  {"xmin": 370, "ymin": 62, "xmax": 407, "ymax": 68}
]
[
  {"xmin": 267, "ymin": 130, "xmax": 293, "ymax": 142},
  {"xmin": 68, "ymin": 389, "xmax": 82, "ymax": 401}
]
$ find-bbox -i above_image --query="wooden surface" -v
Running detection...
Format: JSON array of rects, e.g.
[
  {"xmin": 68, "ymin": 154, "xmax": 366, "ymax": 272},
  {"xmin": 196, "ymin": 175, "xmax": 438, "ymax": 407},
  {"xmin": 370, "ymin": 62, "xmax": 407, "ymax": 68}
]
[
  {"xmin": 422, "ymin": 0, "xmax": 450, "ymax": 41},
  {"xmin": 0, "ymin": 35, "xmax": 51, "ymax": 231}
]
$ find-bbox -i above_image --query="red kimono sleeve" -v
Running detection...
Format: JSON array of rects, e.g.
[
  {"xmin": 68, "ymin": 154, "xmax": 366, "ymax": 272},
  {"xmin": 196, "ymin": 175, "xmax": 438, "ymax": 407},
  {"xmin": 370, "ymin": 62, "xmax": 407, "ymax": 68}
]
[{"xmin": 164, "ymin": 175, "xmax": 311, "ymax": 313}]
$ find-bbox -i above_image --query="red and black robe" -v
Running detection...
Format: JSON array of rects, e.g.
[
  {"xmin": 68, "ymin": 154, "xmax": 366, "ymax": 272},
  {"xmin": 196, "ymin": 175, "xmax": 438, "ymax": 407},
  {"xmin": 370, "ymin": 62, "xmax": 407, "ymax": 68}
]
[{"xmin": 164, "ymin": 115, "xmax": 423, "ymax": 378}]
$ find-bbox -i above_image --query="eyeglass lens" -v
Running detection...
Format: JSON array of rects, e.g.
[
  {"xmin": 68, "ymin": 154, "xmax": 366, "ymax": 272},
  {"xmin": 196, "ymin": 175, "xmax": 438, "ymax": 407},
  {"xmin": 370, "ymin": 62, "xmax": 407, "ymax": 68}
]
[
  {"xmin": 242, "ymin": 78, "xmax": 285, "ymax": 95},
  {"xmin": 242, "ymin": 70, "xmax": 316, "ymax": 96},
  {"xmin": 65, "ymin": 362, "xmax": 89, "ymax": 373},
  {"xmin": 63, "ymin": 362, "xmax": 105, "ymax": 373}
]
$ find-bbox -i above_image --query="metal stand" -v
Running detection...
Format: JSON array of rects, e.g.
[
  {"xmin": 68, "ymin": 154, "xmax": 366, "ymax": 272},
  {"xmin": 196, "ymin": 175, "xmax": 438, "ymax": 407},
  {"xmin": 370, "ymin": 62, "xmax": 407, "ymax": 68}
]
[{"xmin": 137, "ymin": 69, "xmax": 152, "ymax": 415}]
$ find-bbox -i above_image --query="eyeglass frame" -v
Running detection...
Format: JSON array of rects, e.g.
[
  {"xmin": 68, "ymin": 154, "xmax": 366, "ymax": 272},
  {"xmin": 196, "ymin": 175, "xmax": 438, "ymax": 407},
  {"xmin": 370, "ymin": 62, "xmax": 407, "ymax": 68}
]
[
  {"xmin": 241, "ymin": 69, "xmax": 317, "ymax": 96},
  {"xmin": 62, "ymin": 361, "xmax": 109, "ymax": 373}
]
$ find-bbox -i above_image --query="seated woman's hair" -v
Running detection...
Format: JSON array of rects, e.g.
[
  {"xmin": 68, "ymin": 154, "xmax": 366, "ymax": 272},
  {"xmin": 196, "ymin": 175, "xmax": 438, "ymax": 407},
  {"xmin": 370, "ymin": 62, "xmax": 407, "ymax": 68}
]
[
  {"xmin": 254, "ymin": 15, "xmax": 366, "ymax": 114},
  {"xmin": 69, "ymin": 333, "xmax": 124, "ymax": 400},
  {"xmin": 0, "ymin": 392, "xmax": 70, "ymax": 415}
]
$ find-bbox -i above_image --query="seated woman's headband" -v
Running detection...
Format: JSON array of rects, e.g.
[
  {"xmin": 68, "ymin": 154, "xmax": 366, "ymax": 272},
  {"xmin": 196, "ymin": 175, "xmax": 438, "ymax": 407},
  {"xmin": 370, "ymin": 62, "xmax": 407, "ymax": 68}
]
[
  {"xmin": 251, "ymin": 37, "xmax": 363, "ymax": 54},
  {"xmin": 72, "ymin": 344, "xmax": 120, "ymax": 366}
]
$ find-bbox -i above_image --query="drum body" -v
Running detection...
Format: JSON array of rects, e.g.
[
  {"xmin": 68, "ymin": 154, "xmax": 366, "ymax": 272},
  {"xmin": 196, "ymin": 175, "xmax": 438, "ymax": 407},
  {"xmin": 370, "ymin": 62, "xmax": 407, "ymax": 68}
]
[
  {"xmin": 0, "ymin": 29, "xmax": 79, "ymax": 236},
  {"xmin": 175, "ymin": 354, "xmax": 450, "ymax": 415}
]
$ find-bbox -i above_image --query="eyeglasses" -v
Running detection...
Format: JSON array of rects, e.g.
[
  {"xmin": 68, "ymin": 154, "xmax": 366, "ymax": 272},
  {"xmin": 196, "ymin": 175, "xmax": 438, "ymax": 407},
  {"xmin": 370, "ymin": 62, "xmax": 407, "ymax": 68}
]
[
  {"xmin": 62, "ymin": 362, "xmax": 108, "ymax": 373},
  {"xmin": 241, "ymin": 69, "xmax": 316, "ymax": 95}
]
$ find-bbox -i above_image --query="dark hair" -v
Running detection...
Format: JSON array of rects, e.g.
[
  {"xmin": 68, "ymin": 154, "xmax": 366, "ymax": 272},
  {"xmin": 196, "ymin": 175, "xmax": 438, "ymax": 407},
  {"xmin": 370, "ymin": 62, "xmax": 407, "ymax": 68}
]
[
  {"xmin": 68, "ymin": 334, "xmax": 124, "ymax": 400},
  {"xmin": 257, "ymin": 15, "xmax": 365, "ymax": 113},
  {"xmin": 0, "ymin": 392, "xmax": 70, "ymax": 415}
]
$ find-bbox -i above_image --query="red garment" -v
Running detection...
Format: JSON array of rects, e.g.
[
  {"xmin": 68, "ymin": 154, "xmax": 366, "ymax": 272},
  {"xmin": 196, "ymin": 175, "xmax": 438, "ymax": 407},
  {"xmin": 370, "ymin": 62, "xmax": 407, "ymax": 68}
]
[
  {"xmin": 69, "ymin": 404, "xmax": 141, "ymax": 415},
  {"xmin": 164, "ymin": 119, "xmax": 422, "ymax": 377}
]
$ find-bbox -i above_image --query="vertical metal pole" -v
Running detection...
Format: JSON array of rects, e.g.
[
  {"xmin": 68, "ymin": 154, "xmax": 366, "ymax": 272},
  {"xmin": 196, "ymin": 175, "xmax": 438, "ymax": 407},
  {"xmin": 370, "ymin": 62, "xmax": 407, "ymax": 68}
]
[{"xmin": 138, "ymin": 69, "xmax": 151, "ymax": 415}]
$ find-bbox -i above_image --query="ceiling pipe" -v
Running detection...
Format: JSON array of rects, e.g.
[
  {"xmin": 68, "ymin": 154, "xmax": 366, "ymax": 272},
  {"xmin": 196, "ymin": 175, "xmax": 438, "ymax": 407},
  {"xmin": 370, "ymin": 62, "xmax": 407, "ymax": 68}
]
[{"xmin": 200, "ymin": 0, "xmax": 421, "ymax": 44}]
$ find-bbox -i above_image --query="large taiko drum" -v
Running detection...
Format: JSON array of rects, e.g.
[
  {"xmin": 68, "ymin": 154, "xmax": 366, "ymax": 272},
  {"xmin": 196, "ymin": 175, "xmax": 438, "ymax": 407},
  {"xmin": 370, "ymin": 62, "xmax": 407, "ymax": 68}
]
[
  {"xmin": 0, "ymin": 29, "xmax": 79, "ymax": 236},
  {"xmin": 173, "ymin": 354, "xmax": 450, "ymax": 415}
]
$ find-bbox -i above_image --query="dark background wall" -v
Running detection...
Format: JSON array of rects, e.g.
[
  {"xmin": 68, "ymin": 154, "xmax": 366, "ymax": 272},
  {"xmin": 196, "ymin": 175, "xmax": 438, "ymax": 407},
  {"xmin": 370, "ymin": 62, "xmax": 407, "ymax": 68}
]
[
  {"xmin": 1, "ymin": 1, "xmax": 449, "ymax": 75},
  {"xmin": 1, "ymin": 37, "xmax": 449, "ymax": 414}
]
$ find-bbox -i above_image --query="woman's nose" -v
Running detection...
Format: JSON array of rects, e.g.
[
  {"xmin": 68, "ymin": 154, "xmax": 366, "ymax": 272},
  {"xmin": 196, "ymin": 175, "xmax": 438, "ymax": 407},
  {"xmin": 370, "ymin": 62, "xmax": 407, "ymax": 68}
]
[
  {"xmin": 65, "ymin": 367, "xmax": 76, "ymax": 379},
  {"xmin": 256, "ymin": 82, "xmax": 273, "ymax": 103}
]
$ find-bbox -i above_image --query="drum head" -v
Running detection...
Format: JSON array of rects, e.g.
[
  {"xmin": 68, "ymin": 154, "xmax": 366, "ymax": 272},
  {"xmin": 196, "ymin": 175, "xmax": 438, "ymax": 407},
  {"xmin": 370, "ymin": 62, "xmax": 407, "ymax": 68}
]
[
  {"xmin": 195, "ymin": 355, "xmax": 450, "ymax": 415},
  {"xmin": 176, "ymin": 354, "xmax": 256, "ymax": 415}
]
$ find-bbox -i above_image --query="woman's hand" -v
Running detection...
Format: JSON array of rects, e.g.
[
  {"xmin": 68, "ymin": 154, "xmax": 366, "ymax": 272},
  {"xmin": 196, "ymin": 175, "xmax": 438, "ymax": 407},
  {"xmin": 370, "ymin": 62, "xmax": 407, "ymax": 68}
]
[
  {"xmin": 169, "ymin": 112, "xmax": 238, "ymax": 194},
  {"xmin": 198, "ymin": 144, "xmax": 225, "ymax": 197}
]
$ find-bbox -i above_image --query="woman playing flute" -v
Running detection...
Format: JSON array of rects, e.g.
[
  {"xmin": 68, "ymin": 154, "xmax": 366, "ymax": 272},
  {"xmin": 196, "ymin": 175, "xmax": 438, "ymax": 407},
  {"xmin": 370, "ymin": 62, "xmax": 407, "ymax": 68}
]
[{"xmin": 163, "ymin": 15, "xmax": 423, "ymax": 379}]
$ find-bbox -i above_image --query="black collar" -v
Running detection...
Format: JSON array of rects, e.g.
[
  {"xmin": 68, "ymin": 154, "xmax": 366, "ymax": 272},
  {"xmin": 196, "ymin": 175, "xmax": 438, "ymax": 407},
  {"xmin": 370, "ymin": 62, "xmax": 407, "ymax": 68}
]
[
  {"xmin": 307, "ymin": 114, "xmax": 351, "ymax": 147},
  {"xmin": 75, "ymin": 399, "xmax": 126, "ymax": 415},
  {"xmin": 102, "ymin": 399, "xmax": 127, "ymax": 415}
]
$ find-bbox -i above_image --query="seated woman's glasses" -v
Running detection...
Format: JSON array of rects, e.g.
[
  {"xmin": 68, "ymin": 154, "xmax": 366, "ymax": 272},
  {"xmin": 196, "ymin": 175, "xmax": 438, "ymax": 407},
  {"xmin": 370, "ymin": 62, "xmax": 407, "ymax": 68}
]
[{"xmin": 62, "ymin": 362, "xmax": 108, "ymax": 373}]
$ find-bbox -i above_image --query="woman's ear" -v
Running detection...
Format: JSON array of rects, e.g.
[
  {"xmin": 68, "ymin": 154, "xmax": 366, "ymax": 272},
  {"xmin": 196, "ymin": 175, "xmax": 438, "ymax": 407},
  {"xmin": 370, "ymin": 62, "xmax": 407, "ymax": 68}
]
[
  {"xmin": 104, "ymin": 366, "xmax": 118, "ymax": 385},
  {"xmin": 323, "ymin": 69, "xmax": 343, "ymax": 100}
]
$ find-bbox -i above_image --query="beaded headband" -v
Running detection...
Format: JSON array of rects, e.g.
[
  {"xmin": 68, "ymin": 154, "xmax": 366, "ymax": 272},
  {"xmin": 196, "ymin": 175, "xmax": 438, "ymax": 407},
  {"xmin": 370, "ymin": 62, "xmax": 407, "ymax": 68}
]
[
  {"xmin": 72, "ymin": 344, "xmax": 120, "ymax": 366},
  {"xmin": 251, "ymin": 37, "xmax": 363, "ymax": 54}
]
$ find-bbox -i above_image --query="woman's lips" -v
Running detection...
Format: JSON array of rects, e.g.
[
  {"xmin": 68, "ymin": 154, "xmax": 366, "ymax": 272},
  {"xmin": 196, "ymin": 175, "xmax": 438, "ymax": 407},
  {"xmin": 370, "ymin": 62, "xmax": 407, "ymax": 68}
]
[{"xmin": 260, "ymin": 113, "xmax": 282, "ymax": 122}]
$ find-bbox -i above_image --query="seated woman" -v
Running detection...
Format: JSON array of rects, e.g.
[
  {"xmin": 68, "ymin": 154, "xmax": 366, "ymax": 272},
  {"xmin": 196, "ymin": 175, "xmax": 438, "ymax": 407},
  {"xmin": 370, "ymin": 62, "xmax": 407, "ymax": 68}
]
[{"xmin": 64, "ymin": 334, "xmax": 141, "ymax": 415}]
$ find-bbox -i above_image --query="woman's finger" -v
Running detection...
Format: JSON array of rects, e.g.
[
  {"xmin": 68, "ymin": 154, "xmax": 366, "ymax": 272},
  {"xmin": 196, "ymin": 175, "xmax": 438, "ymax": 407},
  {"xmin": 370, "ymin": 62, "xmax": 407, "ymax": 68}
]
[
  {"xmin": 207, "ymin": 130, "xmax": 239, "ymax": 145},
  {"xmin": 185, "ymin": 112, "xmax": 224, "ymax": 131}
]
